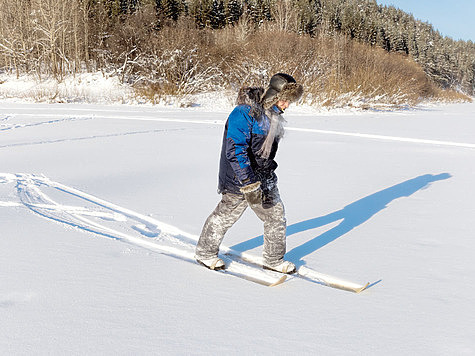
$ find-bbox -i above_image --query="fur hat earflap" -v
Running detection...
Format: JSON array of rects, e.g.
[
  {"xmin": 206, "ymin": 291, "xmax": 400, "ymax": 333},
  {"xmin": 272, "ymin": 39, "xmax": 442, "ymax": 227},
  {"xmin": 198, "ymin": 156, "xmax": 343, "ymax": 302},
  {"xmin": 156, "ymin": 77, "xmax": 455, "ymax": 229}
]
[{"xmin": 261, "ymin": 73, "xmax": 303, "ymax": 109}]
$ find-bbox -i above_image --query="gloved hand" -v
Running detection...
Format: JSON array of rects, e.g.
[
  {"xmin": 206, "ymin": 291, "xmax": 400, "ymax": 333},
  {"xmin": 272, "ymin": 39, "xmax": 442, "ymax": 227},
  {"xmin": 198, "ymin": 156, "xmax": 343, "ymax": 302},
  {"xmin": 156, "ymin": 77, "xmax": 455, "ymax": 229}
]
[{"xmin": 240, "ymin": 181, "xmax": 262, "ymax": 206}]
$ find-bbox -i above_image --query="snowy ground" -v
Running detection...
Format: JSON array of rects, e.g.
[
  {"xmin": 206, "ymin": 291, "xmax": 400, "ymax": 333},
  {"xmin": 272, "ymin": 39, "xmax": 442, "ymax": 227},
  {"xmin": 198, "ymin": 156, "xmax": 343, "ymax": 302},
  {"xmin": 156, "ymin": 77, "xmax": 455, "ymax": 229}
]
[{"xmin": 1, "ymin": 100, "xmax": 475, "ymax": 355}]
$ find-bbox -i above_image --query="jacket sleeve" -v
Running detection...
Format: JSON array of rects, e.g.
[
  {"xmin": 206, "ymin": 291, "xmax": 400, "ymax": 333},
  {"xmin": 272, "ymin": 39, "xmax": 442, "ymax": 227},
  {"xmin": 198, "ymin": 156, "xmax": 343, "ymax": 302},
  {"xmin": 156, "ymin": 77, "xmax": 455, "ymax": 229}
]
[{"xmin": 225, "ymin": 106, "xmax": 257, "ymax": 185}]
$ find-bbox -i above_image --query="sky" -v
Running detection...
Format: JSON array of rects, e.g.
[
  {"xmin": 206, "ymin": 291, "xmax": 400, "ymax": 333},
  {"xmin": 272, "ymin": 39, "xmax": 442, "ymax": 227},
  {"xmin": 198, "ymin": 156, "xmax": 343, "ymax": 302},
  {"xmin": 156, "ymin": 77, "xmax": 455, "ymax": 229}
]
[{"xmin": 376, "ymin": 0, "xmax": 475, "ymax": 42}]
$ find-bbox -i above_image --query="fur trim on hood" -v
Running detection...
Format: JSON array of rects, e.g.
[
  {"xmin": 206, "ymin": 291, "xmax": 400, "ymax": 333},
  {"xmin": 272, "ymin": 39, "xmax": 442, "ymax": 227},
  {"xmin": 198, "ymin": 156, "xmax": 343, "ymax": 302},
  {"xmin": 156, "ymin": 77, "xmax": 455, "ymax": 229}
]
[
  {"xmin": 236, "ymin": 86, "xmax": 265, "ymax": 120},
  {"xmin": 236, "ymin": 86, "xmax": 264, "ymax": 106}
]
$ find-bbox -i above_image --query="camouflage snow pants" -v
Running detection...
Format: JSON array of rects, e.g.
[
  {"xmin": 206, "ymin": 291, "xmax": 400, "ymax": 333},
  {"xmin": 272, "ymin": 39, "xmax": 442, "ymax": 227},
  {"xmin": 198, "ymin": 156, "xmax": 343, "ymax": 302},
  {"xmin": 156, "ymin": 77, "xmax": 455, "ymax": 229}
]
[{"xmin": 195, "ymin": 188, "xmax": 287, "ymax": 266}]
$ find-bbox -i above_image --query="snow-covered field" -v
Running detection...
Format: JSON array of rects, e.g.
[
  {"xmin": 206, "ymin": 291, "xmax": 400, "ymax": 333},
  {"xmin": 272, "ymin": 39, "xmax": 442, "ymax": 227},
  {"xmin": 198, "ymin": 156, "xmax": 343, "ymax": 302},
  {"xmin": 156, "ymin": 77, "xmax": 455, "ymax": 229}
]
[{"xmin": 1, "ymin": 100, "xmax": 474, "ymax": 355}]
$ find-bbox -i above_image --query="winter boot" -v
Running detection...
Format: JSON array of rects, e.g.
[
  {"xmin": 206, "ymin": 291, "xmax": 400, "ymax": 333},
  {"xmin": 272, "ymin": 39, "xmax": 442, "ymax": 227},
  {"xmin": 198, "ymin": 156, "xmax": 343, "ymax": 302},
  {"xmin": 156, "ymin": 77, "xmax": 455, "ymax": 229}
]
[
  {"xmin": 263, "ymin": 260, "xmax": 296, "ymax": 274},
  {"xmin": 196, "ymin": 256, "xmax": 225, "ymax": 271}
]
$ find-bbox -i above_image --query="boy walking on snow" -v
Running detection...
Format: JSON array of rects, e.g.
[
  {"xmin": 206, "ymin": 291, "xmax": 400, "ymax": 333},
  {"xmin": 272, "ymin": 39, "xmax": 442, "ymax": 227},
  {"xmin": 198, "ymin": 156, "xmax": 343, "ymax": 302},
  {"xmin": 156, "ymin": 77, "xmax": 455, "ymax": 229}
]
[{"xmin": 195, "ymin": 73, "xmax": 303, "ymax": 274}]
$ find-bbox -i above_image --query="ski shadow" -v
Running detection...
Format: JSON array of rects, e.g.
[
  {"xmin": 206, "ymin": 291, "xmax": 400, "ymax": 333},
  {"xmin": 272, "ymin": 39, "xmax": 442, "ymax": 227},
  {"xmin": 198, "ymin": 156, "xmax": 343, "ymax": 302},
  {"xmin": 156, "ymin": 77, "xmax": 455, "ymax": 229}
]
[{"xmin": 231, "ymin": 173, "xmax": 451, "ymax": 266}]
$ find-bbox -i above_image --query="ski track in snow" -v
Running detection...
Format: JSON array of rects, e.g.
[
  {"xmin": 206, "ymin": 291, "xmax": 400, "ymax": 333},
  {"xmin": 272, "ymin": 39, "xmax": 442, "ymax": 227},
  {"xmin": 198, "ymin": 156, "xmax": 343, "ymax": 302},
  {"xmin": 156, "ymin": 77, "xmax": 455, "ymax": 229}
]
[
  {"xmin": 0, "ymin": 173, "xmax": 290, "ymax": 287},
  {"xmin": 3, "ymin": 107, "xmax": 475, "ymax": 150},
  {"xmin": 6, "ymin": 174, "xmax": 186, "ymax": 243},
  {"xmin": 285, "ymin": 127, "xmax": 475, "ymax": 149},
  {"xmin": 0, "ymin": 173, "xmax": 228, "ymax": 252},
  {"xmin": 0, "ymin": 173, "xmax": 372, "ymax": 291},
  {"xmin": 0, "ymin": 115, "xmax": 92, "ymax": 132},
  {"xmin": 0, "ymin": 201, "xmax": 22, "ymax": 207},
  {"xmin": 0, "ymin": 127, "xmax": 186, "ymax": 149}
]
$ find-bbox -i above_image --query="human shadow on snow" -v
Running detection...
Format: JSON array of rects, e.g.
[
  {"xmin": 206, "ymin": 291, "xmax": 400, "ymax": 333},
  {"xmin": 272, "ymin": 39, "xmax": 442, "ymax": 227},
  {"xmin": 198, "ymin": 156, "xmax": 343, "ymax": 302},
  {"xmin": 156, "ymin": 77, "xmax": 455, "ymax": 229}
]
[{"xmin": 230, "ymin": 173, "xmax": 451, "ymax": 266}]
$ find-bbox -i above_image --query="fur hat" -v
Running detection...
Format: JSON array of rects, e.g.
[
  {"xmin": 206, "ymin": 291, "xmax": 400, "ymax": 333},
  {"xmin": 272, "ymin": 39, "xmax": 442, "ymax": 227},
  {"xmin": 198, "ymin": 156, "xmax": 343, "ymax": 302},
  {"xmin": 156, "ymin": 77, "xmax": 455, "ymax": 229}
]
[{"xmin": 261, "ymin": 73, "xmax": 304, "ymax": 109}]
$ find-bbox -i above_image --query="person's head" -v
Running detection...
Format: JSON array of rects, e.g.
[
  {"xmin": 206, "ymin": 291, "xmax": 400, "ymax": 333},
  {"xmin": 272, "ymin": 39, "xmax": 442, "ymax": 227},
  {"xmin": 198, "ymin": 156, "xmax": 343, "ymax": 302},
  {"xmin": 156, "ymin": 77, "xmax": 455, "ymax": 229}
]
[
  {"xmin": 276, "ymin": 100, "xmax": 290, "ymax": 111},
  {"xmin": 261, "ymin": 73, "xmax": 303, "ymax": 111}
]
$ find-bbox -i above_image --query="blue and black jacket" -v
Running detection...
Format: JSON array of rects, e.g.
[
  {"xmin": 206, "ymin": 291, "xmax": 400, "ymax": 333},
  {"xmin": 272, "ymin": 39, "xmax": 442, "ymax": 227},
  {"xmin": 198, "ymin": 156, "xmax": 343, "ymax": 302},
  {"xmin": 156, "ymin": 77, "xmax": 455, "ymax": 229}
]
[{"xmin": 218, "ymin": 87, "xmax": 280, "ymax": 195}]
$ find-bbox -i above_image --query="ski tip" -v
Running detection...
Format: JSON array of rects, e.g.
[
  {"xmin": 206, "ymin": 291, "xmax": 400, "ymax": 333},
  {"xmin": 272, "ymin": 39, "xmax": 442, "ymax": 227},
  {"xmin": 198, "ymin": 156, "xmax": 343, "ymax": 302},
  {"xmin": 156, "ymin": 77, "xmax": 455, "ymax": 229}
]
[
  {"xmin": 268, "ymin": 274, "xmax": 287, "ymax": 287},
  {"xmin": 354, "ymin": 282, "xmax": 370, "ymax": 293},
  {"xmin": 355, "ymin": 279, "xmax": 382, "ymax": 293}
]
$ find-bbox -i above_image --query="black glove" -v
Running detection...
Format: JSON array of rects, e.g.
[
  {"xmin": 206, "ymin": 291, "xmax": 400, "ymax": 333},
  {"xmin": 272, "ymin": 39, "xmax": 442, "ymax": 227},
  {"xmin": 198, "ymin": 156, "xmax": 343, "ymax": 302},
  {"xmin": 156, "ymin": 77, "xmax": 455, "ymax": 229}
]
[{"xmin": 240, "ymin": 181, "xmax": 262, "ymax": 206}]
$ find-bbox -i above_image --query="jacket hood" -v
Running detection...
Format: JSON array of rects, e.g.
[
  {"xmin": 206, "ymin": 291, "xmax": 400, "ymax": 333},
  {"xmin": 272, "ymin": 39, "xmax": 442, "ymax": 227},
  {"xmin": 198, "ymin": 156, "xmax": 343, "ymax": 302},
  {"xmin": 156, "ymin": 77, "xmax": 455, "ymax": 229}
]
[{"xmin": 236, "ymin": 86, "xmax": 264, "ymax": 106}]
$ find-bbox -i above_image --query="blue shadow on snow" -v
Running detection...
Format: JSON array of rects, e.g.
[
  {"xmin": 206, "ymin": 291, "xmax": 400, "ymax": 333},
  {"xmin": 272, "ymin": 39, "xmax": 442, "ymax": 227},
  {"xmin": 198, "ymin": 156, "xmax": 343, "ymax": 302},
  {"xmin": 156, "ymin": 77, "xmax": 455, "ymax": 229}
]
[{"xmin": 230, "ymin": 173, "xmax": 451, "ymax": 267}]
